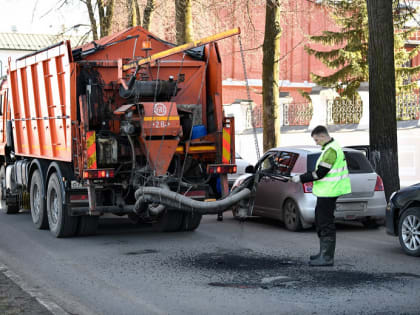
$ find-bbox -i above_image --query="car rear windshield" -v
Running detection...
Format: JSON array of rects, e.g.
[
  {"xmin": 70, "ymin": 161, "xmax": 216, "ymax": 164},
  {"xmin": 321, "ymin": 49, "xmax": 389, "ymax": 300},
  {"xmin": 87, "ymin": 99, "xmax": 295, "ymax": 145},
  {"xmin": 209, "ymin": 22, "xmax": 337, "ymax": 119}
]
[{"xmin": 307, "ymin": 151, "xmax": 374, "ymax": 173}]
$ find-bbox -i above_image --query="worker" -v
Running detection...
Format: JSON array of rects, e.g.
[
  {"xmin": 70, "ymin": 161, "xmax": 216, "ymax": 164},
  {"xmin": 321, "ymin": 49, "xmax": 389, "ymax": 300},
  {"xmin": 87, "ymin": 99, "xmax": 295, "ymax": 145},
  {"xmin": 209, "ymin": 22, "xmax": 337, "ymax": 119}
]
[{"xmin": 290, "ymin": 125, "xmax": 351, "ymax": 266}]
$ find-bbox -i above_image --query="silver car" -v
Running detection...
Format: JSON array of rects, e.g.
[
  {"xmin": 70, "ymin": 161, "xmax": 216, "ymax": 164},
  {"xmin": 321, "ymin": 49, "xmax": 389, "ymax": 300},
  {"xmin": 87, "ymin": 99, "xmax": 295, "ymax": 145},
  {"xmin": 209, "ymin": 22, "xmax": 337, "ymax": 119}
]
[
  {"xmin": 228, "ymin": 153, "xmax": 252, "ymax": 186},
  {"xmin": 232, "ymin": 146, "xmax": 387, "ymax": 231}
]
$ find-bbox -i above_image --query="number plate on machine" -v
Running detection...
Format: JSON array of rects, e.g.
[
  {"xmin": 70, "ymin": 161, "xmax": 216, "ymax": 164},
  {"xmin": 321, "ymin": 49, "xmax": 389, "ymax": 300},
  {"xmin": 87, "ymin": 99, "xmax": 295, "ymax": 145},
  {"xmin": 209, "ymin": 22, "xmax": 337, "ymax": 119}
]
[{"xmin": 336, "ymin": 202, "xmax": 367, "ymax": 212}]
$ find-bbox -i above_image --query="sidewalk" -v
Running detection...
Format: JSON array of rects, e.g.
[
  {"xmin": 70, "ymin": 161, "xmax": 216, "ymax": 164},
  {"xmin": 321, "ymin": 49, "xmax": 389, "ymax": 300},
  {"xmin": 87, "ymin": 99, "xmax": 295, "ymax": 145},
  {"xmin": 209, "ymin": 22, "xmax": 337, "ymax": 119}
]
[
  {"xmin": 0, "ymin": 263, "xmax": 58, "ymax": 315},
  {"xmin": 0, "ymin": 271, "xmax": 51, "ymax": 314}
]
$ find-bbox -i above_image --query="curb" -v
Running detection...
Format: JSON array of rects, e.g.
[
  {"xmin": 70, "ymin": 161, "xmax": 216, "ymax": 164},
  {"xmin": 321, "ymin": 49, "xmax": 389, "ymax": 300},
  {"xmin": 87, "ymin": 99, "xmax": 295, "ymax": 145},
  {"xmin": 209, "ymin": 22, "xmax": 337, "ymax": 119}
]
[{"xmin": 0, "ymin": 262, "xmax": 69, "ymax": 315}]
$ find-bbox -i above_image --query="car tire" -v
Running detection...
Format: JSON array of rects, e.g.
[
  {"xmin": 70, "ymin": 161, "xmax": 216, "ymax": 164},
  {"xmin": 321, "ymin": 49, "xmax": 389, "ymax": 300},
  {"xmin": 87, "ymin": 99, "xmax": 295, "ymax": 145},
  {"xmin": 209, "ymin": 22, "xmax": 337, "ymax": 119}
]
[
  {"xmin": 398, "ymin": 207, "xmax": 420, "ymax": 257},
  {"xmin": 283, "ymin": 199, "xmax": 302, "ymax": 232},
  {"xmin": 46, "ymin": 173, "xmax": 78, "ymax": 238},
  {"xmin": 30, "ymin": 170, "xmax": 49, "ymax": 229}
]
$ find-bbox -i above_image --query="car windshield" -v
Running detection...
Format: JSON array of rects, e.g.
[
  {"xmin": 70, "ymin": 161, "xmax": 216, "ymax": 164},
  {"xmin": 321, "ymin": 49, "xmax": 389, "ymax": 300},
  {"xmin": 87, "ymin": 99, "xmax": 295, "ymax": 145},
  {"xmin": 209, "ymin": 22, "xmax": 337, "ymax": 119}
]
[{"xmin": 307, "ymin": 151, "xmax": 374, "ymax": 173}]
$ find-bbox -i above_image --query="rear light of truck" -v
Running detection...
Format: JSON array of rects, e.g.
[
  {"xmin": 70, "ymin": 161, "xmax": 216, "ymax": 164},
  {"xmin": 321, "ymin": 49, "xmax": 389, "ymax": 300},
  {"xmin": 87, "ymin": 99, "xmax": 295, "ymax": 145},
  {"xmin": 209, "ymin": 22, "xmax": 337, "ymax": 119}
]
[
  {"xmin": 206, "ymin": 164, "xmax": 237, "ymax": 174},
  {"xmin": 70, "ymin": 194, "xmax": 88, "ymax": 201},
  {"xmin": 83, "ymin": 169, "xmax": 115, "ymax": 179},
  {"xmin": 374, "ymin": 175, "xmax": 384, "ymax": 191},
  {"xmin": 302, "ymin": 182, "xmax": 313, "ymax": 193}
]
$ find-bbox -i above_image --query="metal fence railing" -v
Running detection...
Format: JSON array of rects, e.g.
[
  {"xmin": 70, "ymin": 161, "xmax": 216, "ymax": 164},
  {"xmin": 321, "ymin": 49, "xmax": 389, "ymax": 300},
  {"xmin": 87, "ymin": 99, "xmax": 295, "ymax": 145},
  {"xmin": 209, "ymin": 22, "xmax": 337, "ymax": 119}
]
[
  {"xmin": 283, "ymin": 102, "xmax": 313, "ymax": 126},
  {"xmin": 396, "ymin": 93, "xmax": 420, "ymax": 120},
  {"xmin": 246, "ymin": 106, "xmax": 263, "ymax": 129},
  {"xmin": 327, "ymin": 96, "xmax": 363, "ymax": 125}
]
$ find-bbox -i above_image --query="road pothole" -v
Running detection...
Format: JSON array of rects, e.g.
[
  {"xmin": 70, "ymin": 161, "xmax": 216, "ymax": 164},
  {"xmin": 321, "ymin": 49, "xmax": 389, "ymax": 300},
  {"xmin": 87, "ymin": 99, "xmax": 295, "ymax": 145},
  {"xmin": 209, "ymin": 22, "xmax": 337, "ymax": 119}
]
[
  {"xmin": 181, "ymin": 250, "xmax": 420, "ymax": 290},
  {"xmin": 190, "ymin": 252, "xmax": 302, "ymax": 271}
]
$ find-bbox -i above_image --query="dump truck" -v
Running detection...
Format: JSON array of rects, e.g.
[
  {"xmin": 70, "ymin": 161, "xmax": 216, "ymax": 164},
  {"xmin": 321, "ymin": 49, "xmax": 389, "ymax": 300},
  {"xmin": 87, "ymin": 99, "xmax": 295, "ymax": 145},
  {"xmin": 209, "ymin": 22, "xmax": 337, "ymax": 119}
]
[{"xmin": 0, "ymin": 26, "xmax": 253, "ymax": 237}]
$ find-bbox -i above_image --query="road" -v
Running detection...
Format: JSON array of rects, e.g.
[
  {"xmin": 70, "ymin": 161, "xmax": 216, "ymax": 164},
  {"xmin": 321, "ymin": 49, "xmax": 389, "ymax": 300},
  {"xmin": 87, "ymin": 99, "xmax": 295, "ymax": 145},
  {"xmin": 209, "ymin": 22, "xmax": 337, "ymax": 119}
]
[{"xmin": 0, "ymin": 210, "xmax": 419, "ymax": 315}]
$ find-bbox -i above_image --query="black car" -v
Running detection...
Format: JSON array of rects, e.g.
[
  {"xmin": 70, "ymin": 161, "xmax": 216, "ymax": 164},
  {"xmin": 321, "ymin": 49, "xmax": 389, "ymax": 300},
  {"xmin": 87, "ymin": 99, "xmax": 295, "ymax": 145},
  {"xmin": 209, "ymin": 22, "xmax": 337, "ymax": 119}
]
[{"xmin": 386, "ymin": 183, "xmax": 420, "ymax": 256}]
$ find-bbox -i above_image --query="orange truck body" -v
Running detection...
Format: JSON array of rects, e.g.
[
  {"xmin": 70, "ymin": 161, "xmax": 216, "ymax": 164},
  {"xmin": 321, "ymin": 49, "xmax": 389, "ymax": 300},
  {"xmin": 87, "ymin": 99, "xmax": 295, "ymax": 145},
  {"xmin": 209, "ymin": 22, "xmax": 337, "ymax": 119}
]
[{"xmin": 0, "ymin": 26, "xmax": 238, "ymax": 237}]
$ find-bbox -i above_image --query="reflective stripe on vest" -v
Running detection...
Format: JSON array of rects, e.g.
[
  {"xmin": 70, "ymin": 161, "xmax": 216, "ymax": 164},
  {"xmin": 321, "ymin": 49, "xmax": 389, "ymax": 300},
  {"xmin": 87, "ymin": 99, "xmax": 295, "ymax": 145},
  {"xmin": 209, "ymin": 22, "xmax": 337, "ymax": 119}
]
[{"xmin": 312, "ymin": 140, "xmax": 352, "ymax": 197}]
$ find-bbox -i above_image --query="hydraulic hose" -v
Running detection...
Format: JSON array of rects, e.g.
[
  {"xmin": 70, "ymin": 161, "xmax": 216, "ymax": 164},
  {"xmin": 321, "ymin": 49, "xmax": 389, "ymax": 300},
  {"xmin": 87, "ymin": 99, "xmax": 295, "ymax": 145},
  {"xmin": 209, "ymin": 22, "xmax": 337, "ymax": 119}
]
[{"xmin": 134, "ymin": 186, "xmax": 251, "ymax": 215}]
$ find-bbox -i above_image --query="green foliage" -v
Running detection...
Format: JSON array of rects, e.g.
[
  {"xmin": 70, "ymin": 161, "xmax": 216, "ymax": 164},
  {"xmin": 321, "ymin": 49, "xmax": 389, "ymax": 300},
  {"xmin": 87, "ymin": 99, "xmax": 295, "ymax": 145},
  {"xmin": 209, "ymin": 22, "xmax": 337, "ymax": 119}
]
[{"xmin": 305, "ymin": 0, "xmax": 420, "ymax": 97}]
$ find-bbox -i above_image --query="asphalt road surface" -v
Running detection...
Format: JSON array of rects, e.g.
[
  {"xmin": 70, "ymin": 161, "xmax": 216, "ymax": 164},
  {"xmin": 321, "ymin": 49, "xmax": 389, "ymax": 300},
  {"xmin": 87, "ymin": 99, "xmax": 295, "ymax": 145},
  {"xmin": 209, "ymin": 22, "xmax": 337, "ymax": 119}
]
[{"xmin": 0, "ymin": 210, "xmax": 419, "ymax": 315}]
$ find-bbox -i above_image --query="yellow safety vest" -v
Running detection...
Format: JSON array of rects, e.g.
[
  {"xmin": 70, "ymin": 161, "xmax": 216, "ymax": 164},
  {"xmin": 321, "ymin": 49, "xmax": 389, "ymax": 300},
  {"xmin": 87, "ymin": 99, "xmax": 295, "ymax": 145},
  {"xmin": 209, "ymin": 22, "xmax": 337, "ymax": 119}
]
[{"xmin": 312, "ymin": 140, "xmax": 352, "ymax": 197}]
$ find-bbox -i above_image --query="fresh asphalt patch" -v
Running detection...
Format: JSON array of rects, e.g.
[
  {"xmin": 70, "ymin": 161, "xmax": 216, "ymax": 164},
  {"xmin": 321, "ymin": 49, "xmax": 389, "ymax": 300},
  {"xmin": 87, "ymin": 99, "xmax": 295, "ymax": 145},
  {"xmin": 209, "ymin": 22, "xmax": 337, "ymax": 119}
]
[{"xmin": 178, "ymin": 250, "xmax": 420, "ymax": 290}]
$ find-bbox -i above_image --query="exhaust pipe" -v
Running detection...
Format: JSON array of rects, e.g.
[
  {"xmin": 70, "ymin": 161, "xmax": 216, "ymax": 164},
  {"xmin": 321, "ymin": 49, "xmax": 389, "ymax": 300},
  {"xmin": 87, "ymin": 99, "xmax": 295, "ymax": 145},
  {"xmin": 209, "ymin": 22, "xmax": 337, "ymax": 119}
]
[{"xmin": 134, "ymin": 186, "xmax": 251, "ymax": 215}]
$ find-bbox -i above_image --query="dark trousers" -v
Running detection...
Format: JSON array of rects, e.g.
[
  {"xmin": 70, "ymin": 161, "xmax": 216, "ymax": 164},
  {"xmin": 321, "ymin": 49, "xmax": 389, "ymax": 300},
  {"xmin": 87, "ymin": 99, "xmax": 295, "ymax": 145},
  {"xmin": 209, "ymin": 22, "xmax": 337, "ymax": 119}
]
[{"xmin": 315, "ymin": 197, "xmax": 338, "ymax": 238}]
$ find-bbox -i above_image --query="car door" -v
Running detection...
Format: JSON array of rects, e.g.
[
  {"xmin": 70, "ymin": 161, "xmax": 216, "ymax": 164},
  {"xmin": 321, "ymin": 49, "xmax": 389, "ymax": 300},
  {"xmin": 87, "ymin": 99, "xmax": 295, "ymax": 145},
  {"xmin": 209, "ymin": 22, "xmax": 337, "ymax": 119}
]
[{"xmin": 253, "ymin": 151, "xmax": 299, "ymax": 218}]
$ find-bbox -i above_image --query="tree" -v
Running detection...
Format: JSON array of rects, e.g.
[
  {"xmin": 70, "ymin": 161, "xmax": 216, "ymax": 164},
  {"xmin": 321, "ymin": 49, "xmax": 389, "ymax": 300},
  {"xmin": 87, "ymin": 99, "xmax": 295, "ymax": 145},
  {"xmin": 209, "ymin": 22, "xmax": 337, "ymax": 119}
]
[
  {"xmin": 305, "ymin": 0, "xmax": 420, "ymax": 97},
  {"xmin": 262, "ymin": 0, "xmax": 282, "ymax": 151},
  {"xmin": 84, "ymin": 0, "xmax": 115, "ymax": 40},
  {"xmin": 366, "ymin": 0, "xmax": 400, "ymax": 201},
  {"xmin": 175, "ymin": 0, "xmax": 194, "ymax": 44},
  {"xmin": 127, "ymin": 0, "xmax": 138, "ymax": 27},
  {"xmin": 142, "ymin": 0, "xmax": 156, "ymax": 30}
]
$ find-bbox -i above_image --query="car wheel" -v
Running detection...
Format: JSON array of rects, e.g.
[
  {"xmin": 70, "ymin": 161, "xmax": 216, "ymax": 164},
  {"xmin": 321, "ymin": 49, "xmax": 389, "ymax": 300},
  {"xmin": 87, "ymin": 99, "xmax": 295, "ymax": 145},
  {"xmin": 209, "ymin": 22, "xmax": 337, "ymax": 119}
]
[
  {"xmin": 283, "ymin": 199, "xmax": 302, "ymax": 232},
  {"xmin": 398, "ymin": 207, "xmax": 420, "ymax": 257}
]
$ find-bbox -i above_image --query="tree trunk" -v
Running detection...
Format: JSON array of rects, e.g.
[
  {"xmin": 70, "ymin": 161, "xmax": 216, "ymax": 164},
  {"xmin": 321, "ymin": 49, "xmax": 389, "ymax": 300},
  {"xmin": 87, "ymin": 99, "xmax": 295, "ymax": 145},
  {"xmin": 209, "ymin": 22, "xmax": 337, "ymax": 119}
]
[
  {"xmin": 86, "ymin": 0, "xmax": 98, "ymax": 40},
  {"xmin": 98, "ymin": 0, "xmax": 114, "ymax": 38},
  {"xmin": 127, "ymin": 0, "xmax": 137, "ymax": 27},
  {"xmin": 175, "ymin": 0, "xmax": 193, "ymax": 45},
  {"xmin": 143, "ymin": 0, "xmax": 155, "ymax": 30},
  {"xmin": 262, "ymin": 0, "xmax": 281, "ymax": 152},
  {"xmin": 366, "ymin": 0, "xmax": 400, "ymax": 201},
  {"xmin": 135, "ymin": 1, "xmax": 141, "ymax": 26}
]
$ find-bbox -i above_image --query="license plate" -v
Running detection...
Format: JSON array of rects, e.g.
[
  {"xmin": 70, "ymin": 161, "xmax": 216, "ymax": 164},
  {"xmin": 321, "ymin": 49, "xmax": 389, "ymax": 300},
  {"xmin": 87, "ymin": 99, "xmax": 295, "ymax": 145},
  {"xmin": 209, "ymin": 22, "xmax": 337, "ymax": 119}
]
[{"xmin": 336, "ymin": 202, "xmax": 366, "ymax": 212}]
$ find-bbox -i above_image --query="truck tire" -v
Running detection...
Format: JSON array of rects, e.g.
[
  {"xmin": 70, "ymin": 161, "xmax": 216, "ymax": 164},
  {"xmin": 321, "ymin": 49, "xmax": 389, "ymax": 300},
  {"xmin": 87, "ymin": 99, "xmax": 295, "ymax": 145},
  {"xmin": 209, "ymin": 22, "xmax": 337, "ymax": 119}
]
[
  {"xmin": 398, "ymin": 207, "xmax": 420, "ymax": 257},
  {"xmin": 154, "ymin": 209, "xmax": 184, "ymax": 232},
  {"xmin": 30, "ymin": 170, "xmax": 49, "ymax": 229},
  {"xmin": 0, "ymin": 166, "xmax": 19, "ymax": 214},
  {"xmin": 46, "ymin": 173, "xmax": 78, "ymax": 238},
  {"xmin": 180, "ymin": 212, "xmax": 202, "ymax": 231},
  {"xmin": 77, "ymin": 216, "xmax": 99, "ymax": 236}
]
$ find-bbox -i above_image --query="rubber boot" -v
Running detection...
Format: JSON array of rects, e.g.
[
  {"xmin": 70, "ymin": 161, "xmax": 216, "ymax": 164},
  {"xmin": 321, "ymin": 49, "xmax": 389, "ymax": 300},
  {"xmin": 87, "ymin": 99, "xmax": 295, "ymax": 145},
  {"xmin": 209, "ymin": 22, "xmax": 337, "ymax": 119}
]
[
  {"xmin": 309, "ymin": 236, "xmax": 335, "ymax": 267},
  {"xmin": 310, "ymin": 238, "xmax": 321, "ymax": 260}
]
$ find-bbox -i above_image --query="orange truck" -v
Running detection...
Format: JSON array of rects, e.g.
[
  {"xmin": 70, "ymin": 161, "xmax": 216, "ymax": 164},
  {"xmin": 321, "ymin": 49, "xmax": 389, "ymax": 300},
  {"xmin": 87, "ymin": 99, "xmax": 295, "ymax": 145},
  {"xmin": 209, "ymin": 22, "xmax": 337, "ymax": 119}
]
[{"xmin": 0, "ymin": 26, "xmax": 252, "ymax": 237}]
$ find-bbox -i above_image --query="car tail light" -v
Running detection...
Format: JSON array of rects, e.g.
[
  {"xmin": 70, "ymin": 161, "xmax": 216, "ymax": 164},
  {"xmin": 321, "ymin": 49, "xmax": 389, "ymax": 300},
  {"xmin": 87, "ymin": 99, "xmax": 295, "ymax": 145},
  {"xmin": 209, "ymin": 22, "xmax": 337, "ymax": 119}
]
[
  {"xmin": 375, "ymin": 175, "xmax": 384, "ymax": 191},
  {"xmin": 302, "ymin": 182, "xmax": 313, "ymax": 193}
]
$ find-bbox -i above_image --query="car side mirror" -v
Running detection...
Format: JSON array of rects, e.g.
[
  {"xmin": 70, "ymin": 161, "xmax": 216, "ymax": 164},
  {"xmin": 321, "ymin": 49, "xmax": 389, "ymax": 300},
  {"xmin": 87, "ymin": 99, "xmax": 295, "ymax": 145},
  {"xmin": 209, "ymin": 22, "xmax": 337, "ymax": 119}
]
[{"xmin": 245, "ymin": 165, "xmax": 255, "ymax": 174}]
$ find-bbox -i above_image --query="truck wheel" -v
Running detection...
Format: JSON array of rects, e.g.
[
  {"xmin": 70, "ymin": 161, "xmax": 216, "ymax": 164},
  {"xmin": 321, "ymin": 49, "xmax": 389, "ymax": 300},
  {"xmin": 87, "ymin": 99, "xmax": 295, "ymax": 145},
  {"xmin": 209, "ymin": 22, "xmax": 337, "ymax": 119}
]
[
  {"xmin": 77, "ymin": 216, "xmax": 99, "ymax": 236},
  {"xmin": 398, "ymin": 207, "xmax": 420, "ymax": 257},
  {"xmin": 181, "ymin": 212, "xmax": 202, "ymax": 231},
  {"xmin": 0, "ymin": 166, "xmax": 19, "ymax": 214},
  {"xmin": 154, "ymin": 209, "xmax": 184, "ymax": 232},
  {"xmin": 30, "ymin": 170, "xmax": 49, "ymax": 229},
  {"xmin": 283, "ymin": 199, "xmax": 302, "ymax": 232},
  {"xmin": 46, "ymin": 173, "xmax": 78, "ymax": 238}
]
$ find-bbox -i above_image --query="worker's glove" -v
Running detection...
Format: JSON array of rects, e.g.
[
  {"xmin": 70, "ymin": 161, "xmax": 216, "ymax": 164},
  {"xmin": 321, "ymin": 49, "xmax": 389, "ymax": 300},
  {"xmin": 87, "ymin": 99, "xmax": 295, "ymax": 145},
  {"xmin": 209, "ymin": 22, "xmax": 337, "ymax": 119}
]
[{"xmin": 289, "ymin": 175, "xmax": 301, "ymax": 183}]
